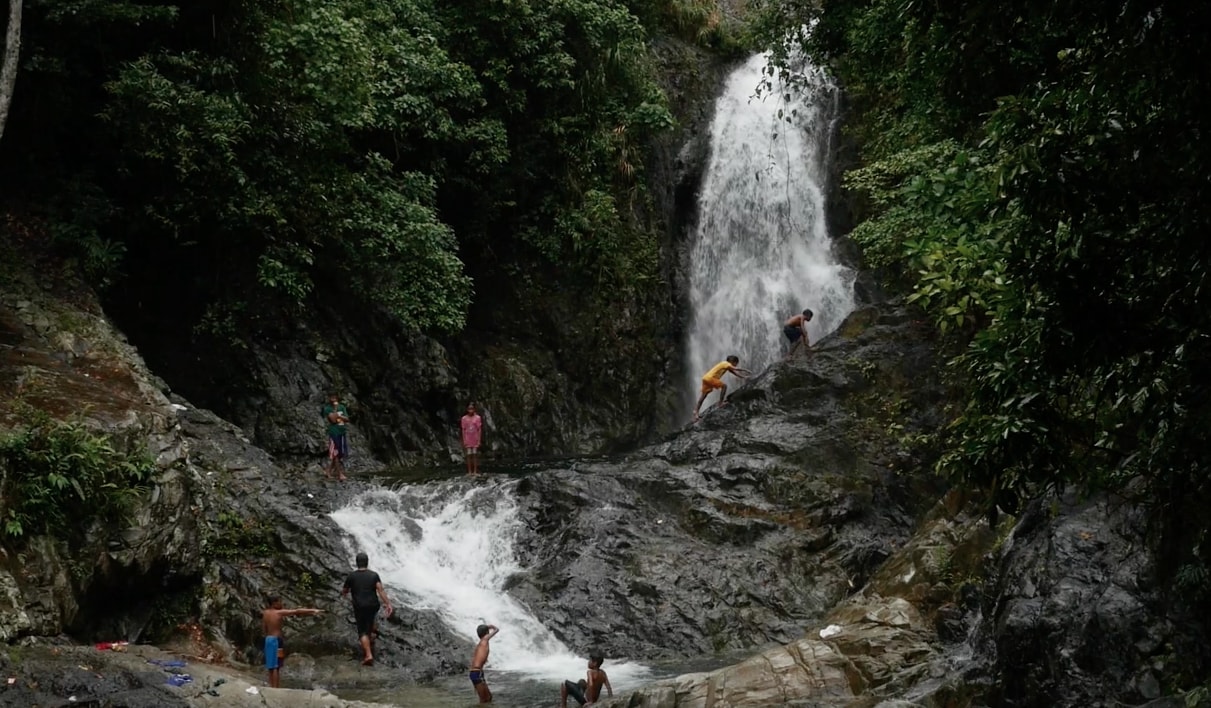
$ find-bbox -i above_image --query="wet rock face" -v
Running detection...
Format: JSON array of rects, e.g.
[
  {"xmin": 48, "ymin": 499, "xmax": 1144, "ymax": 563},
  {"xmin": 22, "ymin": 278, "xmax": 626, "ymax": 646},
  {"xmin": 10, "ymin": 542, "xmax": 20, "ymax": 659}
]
[
  {"xmin": 507, "ymin": 305, "xmax": 950, "ymax": 661},
  {"xmin": 974, "ymin": 496, "xmax": 1210, "ymax": 707},
  {"xmin": 599, "ymin": 488, "xmax": 1211, "ymax": 708},
  {"xmin": 591, "ymin": 504, "xmax": 998, "ymax": 708},
  {"xmin": 165, "ymin": 407, "xmax": 468, "ymax": 682},
  {"xmin": 0, "ymin": 279, "xmax": 466, "ymax": 682},
  {"xmin": 0, "ymin": 278, "xmax": 207, "ymax": 644},
  {"xmin": 105, "ymin": 273, "xmax": 685, "ymax": 469}
]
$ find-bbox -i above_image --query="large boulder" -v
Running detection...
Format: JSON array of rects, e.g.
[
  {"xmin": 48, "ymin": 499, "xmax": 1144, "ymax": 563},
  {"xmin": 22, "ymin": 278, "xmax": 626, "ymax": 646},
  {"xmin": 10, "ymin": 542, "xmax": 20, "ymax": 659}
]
[
  {"xmin": 507, "ymin": 304, "xmax": 951, "ymax": 660},
  {"xmin": 593, "ymin": 500, "xmax": 998, "ymax": 707},
  {"xmin": 970, "ymin": 495, "xmax": 1210, "ymax": 706}
]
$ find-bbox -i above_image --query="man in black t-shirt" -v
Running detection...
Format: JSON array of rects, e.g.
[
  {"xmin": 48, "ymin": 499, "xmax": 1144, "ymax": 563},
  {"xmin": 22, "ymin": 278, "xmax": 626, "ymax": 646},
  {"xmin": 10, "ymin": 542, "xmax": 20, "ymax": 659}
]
[{"xmin": 341, "ymin": 552, "xmax": 394, "ymax": 666}]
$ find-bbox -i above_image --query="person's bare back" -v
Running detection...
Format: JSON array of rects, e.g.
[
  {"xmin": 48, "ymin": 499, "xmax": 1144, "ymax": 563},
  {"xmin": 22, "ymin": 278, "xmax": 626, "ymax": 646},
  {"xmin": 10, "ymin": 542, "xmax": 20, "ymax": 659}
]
[
  {"xmin": 586, "ymin": 665, "xmax": 611, "ymax": 703},
  {"xmin": 561, "ymin": 655, "xmax": 612, "ymax": 707},
  {"xmin": 783, "ymin": 308, "xmax": 814, "ymax": 359}
]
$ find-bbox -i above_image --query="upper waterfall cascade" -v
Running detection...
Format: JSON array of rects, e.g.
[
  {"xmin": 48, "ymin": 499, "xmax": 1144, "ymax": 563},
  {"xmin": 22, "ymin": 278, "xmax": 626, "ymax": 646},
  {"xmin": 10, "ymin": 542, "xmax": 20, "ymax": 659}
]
[{"xmin": 686, "ymin": 53, "xmax": 856, "ymax": 398}]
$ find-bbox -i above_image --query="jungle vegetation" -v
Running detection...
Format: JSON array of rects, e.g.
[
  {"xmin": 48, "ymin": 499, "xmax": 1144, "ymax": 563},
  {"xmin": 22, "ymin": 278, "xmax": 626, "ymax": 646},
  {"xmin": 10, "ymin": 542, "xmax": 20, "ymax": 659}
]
[
  {"xmin": 0, "ymin": 0, "xmax": 733, "ymax": 334},
  {"xmin": 754, "ymin": 0, "xmax": 1211, "ymax": 600}
]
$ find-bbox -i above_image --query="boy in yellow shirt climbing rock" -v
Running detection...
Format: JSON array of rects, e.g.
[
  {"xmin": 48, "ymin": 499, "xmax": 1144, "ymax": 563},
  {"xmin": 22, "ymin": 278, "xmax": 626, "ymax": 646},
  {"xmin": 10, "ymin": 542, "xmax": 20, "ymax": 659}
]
[{"xmin": 692, "ymin": 355, "xmax": 750, "ymax": 422}]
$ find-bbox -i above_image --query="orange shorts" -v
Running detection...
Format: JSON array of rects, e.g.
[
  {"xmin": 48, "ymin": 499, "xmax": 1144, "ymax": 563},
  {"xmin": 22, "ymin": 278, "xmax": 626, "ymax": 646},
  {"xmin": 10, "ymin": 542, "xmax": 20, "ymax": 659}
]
[{"xmin": 700, "ymin": 377, "xmax": 725, "ymax": 395}]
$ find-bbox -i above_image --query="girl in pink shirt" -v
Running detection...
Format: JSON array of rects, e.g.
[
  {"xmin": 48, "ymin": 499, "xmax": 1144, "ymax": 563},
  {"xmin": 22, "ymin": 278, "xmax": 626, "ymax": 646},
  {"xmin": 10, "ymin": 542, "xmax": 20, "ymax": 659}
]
[{"xmin": 460, "ymin": 403, "xmax": 483, "ymax": 475}]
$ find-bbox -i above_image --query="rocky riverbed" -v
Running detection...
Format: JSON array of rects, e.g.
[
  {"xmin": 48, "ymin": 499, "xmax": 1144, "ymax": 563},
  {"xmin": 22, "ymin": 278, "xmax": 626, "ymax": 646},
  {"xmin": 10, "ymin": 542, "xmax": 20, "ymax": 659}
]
[{"xmin": 0, "ymin": 641, "xmax": 396, "ymax": 708}]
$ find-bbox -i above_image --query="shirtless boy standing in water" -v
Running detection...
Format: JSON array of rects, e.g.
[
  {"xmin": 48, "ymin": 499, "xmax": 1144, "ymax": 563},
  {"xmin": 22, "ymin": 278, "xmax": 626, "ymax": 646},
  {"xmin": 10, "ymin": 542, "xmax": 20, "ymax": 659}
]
[
  {"xmin": 469, "ymin": 623, "xmax": 500, "ymax": 703},
  {"xmin": 261, "ymin": 596, "xmax": 322, "ymax": 688},
  {"xmin": 561, "ymin": 654, "xmax": 612, "ymax": 707}
]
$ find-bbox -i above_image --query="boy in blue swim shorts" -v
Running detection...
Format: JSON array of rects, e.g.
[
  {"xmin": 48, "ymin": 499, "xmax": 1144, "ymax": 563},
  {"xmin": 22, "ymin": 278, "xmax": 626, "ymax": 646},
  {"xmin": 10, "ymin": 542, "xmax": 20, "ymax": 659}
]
[
  {"xmin": 261, "ymin": 595, "xmax": 323, "ymax": 688},
  {"xmin": 469, "ymin": 623, "xmax": 499, "ymax": 703}
]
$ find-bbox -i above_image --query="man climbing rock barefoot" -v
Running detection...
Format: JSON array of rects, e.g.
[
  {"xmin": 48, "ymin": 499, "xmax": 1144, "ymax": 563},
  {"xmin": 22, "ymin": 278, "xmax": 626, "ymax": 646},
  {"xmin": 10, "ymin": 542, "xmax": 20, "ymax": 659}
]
[
  {"xmin": 783, "ymin": 308, "xmax": 814, "ymax": 359},
  {"xmin": 341, "ymin": 552, "xmax": 393, "ymax": 666}
]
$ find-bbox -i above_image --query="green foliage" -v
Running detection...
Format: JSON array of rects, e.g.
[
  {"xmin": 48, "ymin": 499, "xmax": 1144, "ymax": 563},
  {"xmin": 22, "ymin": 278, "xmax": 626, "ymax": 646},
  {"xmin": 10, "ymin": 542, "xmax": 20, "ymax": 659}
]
[
  {"xmin": 3, "ymin": 0, "xmax": 691, "ymax": 335},
  {"xmin": 207, "ymin": 510, "xmax": 277, "ymax": 560},
  {"xmin": 95, "ymin": 0, "xmax": 476, "ymax": 331},
  {"xmin": 845, "ymin": 140, "xmax": 1016, "ymax": 334},
  {"xmin": 42, "ymin": 179, "xmax": 127, "ymax": 289},
  {"xmin": 1175, "ymin": 562, "xmax": 1211, "ymax": 607},
  {"xmin": 297, "ymin": 571, "xmax": 315, "ymax": 598},
  {"xmin": 0, "ymin": 412, "xmax": 154, "ymax": 543},
  {"xmin": 757, "ymin": 0, "xmax": 1211, "ymax": 584},
  {"xmin": 627, "ymin": 0, "xmax": 734, "ymax": 47},
  {"xmin": 1186, "ymin": 684, "xmax": 1211, "ymax": 708},
  {"xmin": 438, "ymin": 0, "xmax": 677, "ymax": 296}
]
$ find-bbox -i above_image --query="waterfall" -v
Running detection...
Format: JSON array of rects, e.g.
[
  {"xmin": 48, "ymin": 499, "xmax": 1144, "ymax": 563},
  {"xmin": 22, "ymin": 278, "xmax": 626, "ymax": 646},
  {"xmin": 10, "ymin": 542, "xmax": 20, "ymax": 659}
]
[
  {"xmin": 329, "ymin": 480, "xmax": 650, "ymax": 684},
  {"xmin": 686, "ymin": 53, "xmax": 855, "ymax": 398}
]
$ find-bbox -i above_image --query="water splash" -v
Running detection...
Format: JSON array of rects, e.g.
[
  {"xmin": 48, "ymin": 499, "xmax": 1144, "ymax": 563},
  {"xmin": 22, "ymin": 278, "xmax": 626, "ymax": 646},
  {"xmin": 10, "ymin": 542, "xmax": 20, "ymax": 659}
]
[
  {"xmin": 329, "ymin": 479, "xmax": 651, "ymax": 684},
  {"xmin": 686, "ymin": 53, "xmax": 855, "ymax": 398}
]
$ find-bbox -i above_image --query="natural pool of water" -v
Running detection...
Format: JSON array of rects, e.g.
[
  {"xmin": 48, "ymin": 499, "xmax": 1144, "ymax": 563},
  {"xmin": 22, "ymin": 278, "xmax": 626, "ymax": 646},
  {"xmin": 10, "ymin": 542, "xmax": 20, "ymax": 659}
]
[
  {"xmin": 326, "ymin": 461, "xmax": 767, "ymax": 707},
  {"xmin": 331, "ymin": 650, "xmax": 758, "ymax": 708}
]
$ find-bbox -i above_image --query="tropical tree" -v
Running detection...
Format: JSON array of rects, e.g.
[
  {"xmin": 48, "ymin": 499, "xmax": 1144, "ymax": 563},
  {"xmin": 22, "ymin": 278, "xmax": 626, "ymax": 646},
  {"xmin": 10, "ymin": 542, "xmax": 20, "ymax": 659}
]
[{"xmin": 0, "ymin": 0, "xmax": 21, "ymax": 142}]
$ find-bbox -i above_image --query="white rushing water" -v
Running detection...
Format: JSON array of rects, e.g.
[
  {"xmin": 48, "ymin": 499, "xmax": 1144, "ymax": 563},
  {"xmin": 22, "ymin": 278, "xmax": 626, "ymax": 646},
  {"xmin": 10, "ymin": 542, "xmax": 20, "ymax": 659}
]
[
  {"xmin": 329, "ymin": 480, "xmax": 651, "ymax": 685},
  {"xmin": 686, "ymin": 53, "xmax": 856, "ymax": 398}
]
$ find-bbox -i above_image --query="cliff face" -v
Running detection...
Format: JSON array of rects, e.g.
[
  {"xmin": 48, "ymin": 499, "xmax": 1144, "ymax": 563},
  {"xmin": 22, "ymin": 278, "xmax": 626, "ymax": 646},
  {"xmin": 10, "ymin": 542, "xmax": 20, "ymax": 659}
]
[{"xmin": 0, "ymin": 259, "xmax": 464, "ymax": 683}]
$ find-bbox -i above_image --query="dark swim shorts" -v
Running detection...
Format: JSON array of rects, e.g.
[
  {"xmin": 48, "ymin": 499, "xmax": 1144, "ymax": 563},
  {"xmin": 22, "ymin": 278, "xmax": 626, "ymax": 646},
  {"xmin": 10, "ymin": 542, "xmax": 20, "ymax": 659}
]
[
  {"xmin": 783, "ymin": 324, "xmax": 803, "ymax": 342},
  {"xmin": 354, "ymin": 605, "xmax": 378, "ymax": 637},
  {"xmin": 469, "ymin": 670, "xmax": 485, "ymax": 685},
  {"xmin": 564, "ymin": 679, "xmax": 588, "ymax": 705}
]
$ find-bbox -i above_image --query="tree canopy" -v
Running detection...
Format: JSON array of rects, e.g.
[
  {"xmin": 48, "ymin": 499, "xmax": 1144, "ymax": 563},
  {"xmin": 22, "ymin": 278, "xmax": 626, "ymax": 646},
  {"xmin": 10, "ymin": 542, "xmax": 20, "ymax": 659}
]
[{"xmin": 0, "ymin": 0, "xmax": 726, "ymax": 333}]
